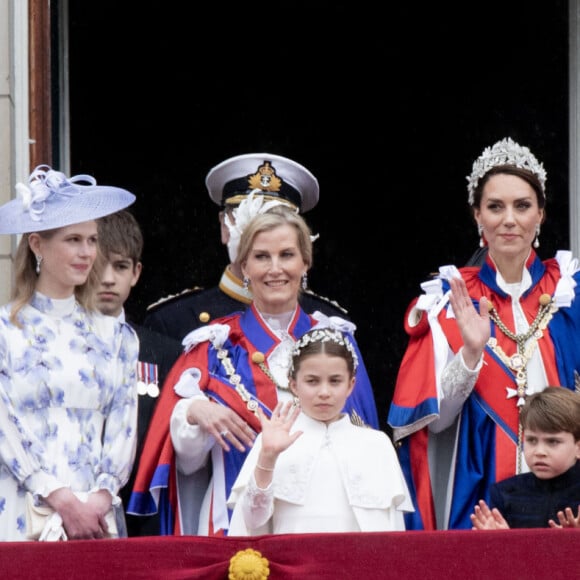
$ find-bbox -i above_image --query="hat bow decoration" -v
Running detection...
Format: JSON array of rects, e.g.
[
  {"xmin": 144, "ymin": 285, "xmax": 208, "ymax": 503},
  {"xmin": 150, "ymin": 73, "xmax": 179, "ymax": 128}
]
[
  {"xmin": 16, "ymin": 165, "xmax": 97, "ymax": 222},
  {"xmin": 0, "ymin": 164, "xmax": 135, "ymax": 235}
]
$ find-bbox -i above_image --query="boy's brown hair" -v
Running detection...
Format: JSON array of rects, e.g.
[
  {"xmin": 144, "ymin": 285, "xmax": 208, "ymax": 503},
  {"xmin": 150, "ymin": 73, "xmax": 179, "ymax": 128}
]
[
  {"xmin": 520, "ymin": 387, "xmax": 580, "ymax": 441},
  {"xmin": 98, "ymin": 210, "xmax": 143, "ymax": 264}
]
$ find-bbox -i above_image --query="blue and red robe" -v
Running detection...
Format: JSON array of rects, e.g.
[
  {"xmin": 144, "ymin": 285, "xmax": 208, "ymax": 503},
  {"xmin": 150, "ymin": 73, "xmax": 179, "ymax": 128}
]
[
  {"xmin": 388, "ymin": 250, "xmax": 580, "ymax": 530},
  {"xmin": 128, "ymin": 304, "xmax": 379, "ymax": 535}
]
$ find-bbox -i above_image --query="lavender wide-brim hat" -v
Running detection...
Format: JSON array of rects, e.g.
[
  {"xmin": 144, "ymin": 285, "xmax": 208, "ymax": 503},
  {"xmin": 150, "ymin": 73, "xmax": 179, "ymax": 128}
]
[{"xmin": 0, "ymin": 165, "xmax": 136, "ymax": 234}]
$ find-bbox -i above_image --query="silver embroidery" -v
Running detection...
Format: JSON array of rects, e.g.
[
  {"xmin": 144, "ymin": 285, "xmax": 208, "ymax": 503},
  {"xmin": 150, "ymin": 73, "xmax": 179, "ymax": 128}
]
[{"xmin": 440, "ymin": 353, "xmax": 479, "ymax": 400}]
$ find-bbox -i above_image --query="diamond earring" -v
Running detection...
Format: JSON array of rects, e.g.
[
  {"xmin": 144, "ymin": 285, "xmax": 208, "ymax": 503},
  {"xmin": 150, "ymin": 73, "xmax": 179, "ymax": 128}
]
[{"xmin": 478, "ymin": 224, "xmax": 485, "ymax": 248}]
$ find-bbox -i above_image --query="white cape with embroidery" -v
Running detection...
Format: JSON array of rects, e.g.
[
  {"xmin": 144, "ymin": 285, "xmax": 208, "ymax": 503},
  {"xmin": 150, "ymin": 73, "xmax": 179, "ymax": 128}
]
[{"xmin": 227, "ymin": 413, "xmax": 413, "ymax": 535}]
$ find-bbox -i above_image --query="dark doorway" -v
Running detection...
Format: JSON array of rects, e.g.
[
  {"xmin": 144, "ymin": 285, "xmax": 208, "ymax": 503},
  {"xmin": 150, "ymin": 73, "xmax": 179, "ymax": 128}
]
[{"xmin": 67, "ymin": 1, "xmax": 569, "ymax": 429}]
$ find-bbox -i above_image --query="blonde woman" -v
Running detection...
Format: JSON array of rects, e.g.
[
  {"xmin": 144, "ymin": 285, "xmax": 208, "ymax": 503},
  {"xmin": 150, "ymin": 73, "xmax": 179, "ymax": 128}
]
[{"xmin": 0, "ymin": 165, "xmax": 138, "ymax": 541}]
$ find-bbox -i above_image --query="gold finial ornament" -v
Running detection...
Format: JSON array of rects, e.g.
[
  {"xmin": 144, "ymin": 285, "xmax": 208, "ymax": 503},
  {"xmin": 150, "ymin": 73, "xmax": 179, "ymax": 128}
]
[
  {"xmin": 229, "ymin": 548, "xmax": 270, "ymax": 580},
  {"xmin": 539, "ymin": 293, "xmax": 552, "ymax": 306},
  {"xmin": 251, "ymin": 351, "xmax": 265, "ymax": 364},
  {"xmin": 199, "ymin": 312, "xmax": 210, "ymax": 323}
]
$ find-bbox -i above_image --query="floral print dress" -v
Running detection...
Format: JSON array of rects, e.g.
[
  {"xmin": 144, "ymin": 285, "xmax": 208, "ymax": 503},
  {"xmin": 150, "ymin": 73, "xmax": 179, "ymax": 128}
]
[{"xmin": 0, "ymin": 293, "xmax": 139, "ymax": 541}]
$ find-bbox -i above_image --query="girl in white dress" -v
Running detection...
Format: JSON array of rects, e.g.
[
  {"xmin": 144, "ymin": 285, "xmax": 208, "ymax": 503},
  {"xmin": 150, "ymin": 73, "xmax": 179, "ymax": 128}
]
[
  {"xmin": 0, "ymin": 165, "xmax": 138, "ymax": 541},
  {"xmin": 227, "ymin": 328, "xmax": 414, "ymax": 534}
]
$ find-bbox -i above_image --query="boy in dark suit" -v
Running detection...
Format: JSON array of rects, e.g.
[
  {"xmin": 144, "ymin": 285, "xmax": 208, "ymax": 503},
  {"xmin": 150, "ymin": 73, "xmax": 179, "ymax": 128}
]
[
  {"xmin": 97, "ymin": 210, "xmax": 182, "ymax": 536},
  {"xmin": 470, "ymin": 387, "xmax": 580, "ymax": 529}
]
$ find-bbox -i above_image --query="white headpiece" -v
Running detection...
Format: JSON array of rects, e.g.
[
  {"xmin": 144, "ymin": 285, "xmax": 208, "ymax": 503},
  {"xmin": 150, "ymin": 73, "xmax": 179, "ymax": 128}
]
[
  {"xmin": 466, "ymin": 137, "xmax": 547, "ymax": 205},
  {"xmin": 290, "ymin": 328, "xmax": 359, "ymax": 374},
  {"xmin": 224, "ymin": 190, "xmax": 294, "ymax": 263}
]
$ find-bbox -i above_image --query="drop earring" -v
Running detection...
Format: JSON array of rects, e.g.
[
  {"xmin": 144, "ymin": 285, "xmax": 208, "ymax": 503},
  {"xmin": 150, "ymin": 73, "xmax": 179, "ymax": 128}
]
[
  {"xmin": 533, "ymin": 224, "xmax": 540, "ymax": 248},
  {"xmin": 478, "ymin": 224, "xmax": 485, "ymax": 248},
  {"xmin": 243, "ymin": 276, "xmax": 250, "ymax": 291},
  {"xmin": 301, "ymin": 272, "xmax": 308, "ymax": 291},
  {"xmin": 35, "ymin": 255, "xmax": 43, "ymax": 275}
]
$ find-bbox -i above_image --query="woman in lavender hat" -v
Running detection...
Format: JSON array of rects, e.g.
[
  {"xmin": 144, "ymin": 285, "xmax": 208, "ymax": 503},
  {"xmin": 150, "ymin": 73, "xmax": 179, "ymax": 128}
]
[{"xmin": 0, "ymin": 165, "xmax": 138, "ymax": 541}]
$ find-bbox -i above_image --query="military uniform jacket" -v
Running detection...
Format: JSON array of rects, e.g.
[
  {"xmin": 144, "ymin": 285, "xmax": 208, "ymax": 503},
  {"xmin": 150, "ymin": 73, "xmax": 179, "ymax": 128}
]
[
  {"xmin": 490, "ymin": 461, "xmax": 580, "ymax": 528},
  {"xmin": 120, "ymin": 321, "xmax": 182, "ymax": 537}
]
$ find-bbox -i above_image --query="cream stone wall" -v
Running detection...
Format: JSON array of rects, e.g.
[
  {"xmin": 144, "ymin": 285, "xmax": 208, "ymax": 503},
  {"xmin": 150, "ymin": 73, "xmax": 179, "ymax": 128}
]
[
  {"xmin": 0, "ymin": 0, "xmax": 12, "ymax": 305},
  {"xmin": 0, "ymin": 0, "xmax": 29, "ymax": 305}
]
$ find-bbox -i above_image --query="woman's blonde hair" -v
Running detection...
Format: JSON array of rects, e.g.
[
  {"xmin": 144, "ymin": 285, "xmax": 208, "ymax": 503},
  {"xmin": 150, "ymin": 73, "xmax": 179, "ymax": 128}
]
[
  {"xmin": 237, "ymin": 205, "xmax": 313, "ymax": 272},
  {"xmin": 10, "ymin": 229, "xmax": 102, "ymax": 326}
]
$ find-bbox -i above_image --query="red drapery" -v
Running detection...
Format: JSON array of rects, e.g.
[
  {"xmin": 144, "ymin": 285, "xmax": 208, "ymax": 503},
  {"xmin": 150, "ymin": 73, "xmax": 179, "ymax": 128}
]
[{"xmin": 1, "ymin": 529, "xmax": 577, "ymax": 579}]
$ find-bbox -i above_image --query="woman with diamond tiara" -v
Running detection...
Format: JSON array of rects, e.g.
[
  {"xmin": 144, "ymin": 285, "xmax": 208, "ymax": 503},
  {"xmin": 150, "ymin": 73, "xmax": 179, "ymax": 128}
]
[
  {"xmin": 0, "ymin": 165, "xmax": 138, "ymax": 541},
  {"xmin": 129, "ymin": 203, "xmax": 379, "ymax": 536},
  {"xmin": 226, "ymin": 327, "xmax": 413, "ymax": 534},
  {"xmin": 388, "ymin": 137, "xmax": 580, "ymax": 531}
]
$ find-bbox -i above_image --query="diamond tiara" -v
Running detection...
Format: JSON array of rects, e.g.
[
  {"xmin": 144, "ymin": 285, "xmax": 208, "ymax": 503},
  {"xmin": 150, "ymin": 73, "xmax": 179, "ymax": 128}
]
[
  {"xmin": 466, "ymin": 137, "xmax": 547, "ymax": 205},
  {"xmin": 290, "ymin": 328, "xmax": 359, "ymax": 374}
]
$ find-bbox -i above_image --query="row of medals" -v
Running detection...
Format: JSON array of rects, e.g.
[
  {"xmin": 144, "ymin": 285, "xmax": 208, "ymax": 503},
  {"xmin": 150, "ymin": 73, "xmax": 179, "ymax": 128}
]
[{"xmin": 137, "ymin": 362, "xmax": 160, "ymax": 398}]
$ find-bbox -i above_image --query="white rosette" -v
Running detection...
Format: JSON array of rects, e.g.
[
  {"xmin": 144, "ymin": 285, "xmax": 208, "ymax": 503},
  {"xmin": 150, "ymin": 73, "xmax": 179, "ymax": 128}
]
[
  {"xmin": 554, "ymin": 250, "xmax": 579, "ymax": 308},
  {"xmin": 175, "ymin": 323, "xmax": 231, "ymax": 398},
  {"xmin": 311, "ymin": 311, "xmax": 357, "ymax": 335},
  {"xmin": 181, "ymin": 323, "xmax": 231, "ymax": 352}
]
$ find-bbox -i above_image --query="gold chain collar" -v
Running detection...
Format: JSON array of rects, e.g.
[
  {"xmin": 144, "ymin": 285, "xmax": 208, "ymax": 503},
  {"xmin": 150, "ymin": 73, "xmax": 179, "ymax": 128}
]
[
  {"xmin": 486, "ymin": 292, "xmax": 555, "ymax": 403},
  {"xmin": 485, "ymin": 292, "xmax": 557, "ymax": 472}
]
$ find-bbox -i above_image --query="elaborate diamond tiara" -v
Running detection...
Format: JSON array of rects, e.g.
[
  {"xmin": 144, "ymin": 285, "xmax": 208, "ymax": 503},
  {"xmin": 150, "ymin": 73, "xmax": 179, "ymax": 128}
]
[
  {"xmin": 466, "ymin": 137, "xmax": 547, "ymax": 205},
  {"xmin": 290, "ymin": 328, "xmax": 359, "ymax": 373}
]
